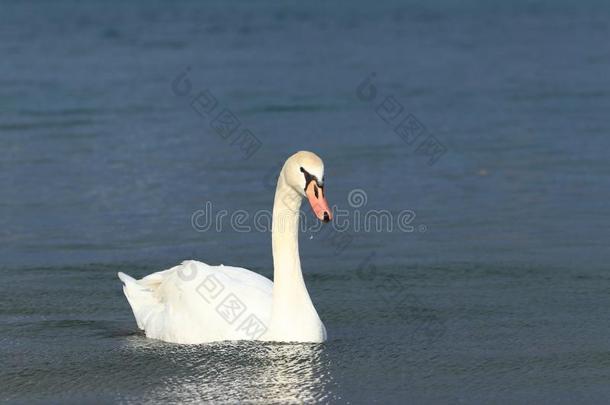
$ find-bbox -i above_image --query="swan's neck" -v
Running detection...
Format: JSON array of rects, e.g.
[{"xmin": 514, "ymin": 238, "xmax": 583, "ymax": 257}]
[
  {"xmin": 269, "ymin": 172, "xmax": 324, "ymax": 341},
  {"xmin": 272, "ymin": 175, "xmax": 303, "ymax": 291}
]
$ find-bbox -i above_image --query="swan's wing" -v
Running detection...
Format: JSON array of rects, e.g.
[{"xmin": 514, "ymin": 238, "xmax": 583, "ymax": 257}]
[{"xmin": 118, "ymin": 260, "xmax": 273, "ymax": 343}]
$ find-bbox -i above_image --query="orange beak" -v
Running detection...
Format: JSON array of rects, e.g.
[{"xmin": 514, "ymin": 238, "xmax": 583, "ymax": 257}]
[{"xmin": 305, "ymin": 181, "xmax": 332, "ymax": 223}]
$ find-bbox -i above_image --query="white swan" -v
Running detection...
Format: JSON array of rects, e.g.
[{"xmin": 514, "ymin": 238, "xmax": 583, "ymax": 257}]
[{"xmin": 118, "ymin": 151, "xmax": 333, "ymax": 344}]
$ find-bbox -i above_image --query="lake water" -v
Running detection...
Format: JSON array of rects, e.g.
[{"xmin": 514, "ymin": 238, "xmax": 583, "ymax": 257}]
[{"xmin": 2, "ymin": 1, "xmax": 610, "ymax": 403}]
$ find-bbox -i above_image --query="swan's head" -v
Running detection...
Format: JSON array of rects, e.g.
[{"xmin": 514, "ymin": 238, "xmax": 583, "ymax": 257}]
[{"xmin": 283, "ymin": 151, "xmax": 333, "ymax": 223}]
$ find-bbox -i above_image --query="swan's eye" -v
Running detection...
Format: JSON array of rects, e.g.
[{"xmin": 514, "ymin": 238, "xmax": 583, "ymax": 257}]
[{"xmin": 300, "ymin": 167, "xmax": 316, "ymax": 191}]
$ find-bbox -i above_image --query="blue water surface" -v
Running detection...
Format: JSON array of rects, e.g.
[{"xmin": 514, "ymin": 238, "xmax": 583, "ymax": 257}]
[{"xmin": 1, "ymin": 1, "xmax": 609, "ymax": 403}]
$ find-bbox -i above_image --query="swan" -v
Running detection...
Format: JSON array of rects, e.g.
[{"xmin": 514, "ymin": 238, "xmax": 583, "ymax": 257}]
[{"xmin": 118, "ymin": 151, "xmax": 333, "ymax": 344}]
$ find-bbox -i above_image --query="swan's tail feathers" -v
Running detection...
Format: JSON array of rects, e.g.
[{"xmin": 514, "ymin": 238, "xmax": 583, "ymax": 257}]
[
  {"xmin": 118, "ymin": 271, "xmax": 136, "ymax": 285},
  {"xmin": 117, "ymin": 272, "xmax": 160, "ymax": 330}
]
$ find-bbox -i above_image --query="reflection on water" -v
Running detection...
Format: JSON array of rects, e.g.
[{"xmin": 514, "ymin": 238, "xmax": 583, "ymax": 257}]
[{"xmin": 122, "ymin": 337, "xmax": 337, "ymax": 403}]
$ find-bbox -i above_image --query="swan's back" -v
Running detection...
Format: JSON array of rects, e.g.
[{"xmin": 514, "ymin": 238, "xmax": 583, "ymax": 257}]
[{"xmin": 119, "ymin": 260, "xmax": 273, "ymax": 344}]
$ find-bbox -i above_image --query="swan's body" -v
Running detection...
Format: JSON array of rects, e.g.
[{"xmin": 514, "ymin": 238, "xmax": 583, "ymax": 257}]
[
  {"xmin": 118, "ymin": 151, "xmax": 332, "ymax": 344},
  {"xmin": 118, "ymin": 261, "xmax": 276, "ymax": 343}
]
